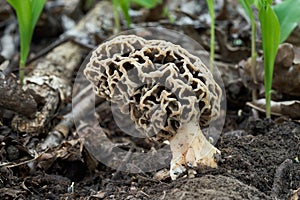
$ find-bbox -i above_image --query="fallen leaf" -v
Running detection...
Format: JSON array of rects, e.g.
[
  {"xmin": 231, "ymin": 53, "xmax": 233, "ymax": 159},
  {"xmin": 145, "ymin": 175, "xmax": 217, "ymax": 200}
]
[{"xmin": 247, "ymin": 99, "xmax": 300, "ymax": 119}]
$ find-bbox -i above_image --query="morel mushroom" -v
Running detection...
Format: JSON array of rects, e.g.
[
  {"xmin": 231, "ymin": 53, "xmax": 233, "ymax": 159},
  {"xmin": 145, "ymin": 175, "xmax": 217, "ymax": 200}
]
[{"xmin": 84, "ymin": 35, "xmax": 222, "ymax": 180}]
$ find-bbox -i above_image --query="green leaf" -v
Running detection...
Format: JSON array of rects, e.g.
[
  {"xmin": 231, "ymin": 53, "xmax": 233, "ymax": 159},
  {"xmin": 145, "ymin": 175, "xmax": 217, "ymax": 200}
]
[
  {"xmin": 253, "ymin": 0, "xmax": 260, "ymax": 9},
  {"xmin": 114, "ymin": 0, "xmax": 162, "ymax": 27},
  {"xmin": 31, "ymin": 0, "xmax": 47, "ymax": 30},
  {"xmin": 256, "ymin": 0, "xmax": 272, "ymax": 9},
  {"xmin": 118, "ymin": 0, "xmax": 131, "ymax": 26},
  {"xmin": 7, "ymin": 0, "xmax": 46, "ymax": 84},
  {"xmin": 7, "ymin": 0, "xmax": 32, "ymax": 65},
  {"xmin": 131, "ymin": 0, "xmax": 162, "ymax": 9},
  {"xmin": 7, "ymin": 0, "xmax": 46, "ymax": 64},
  {"xmin": 273, "ymin": 0, "xmax": 300, "ymax": 43},
  {"xmin": 258, "ymin": 0, "xmax": 280, "ymax": 118},
  {"xmin": 206, "ymin": 0, "xmax": 214, "ymax": 18},
  {"xmin": 239, "ymin": 0, "xmax": 255, "ymax": 21}
]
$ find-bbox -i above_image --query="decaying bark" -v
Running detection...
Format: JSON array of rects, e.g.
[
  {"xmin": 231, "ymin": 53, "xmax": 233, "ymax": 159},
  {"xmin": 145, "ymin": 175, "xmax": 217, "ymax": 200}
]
[
  {"xmin": 11, "ymin": 42, "xmax": 83, "ymax": 133},
  {"xmin": 0, "ymin": 67, "xmax": 37, "ymax": 118},
  {"xmin": 11, "ymin": 1, "xmax": 114, "ymax": 134}
]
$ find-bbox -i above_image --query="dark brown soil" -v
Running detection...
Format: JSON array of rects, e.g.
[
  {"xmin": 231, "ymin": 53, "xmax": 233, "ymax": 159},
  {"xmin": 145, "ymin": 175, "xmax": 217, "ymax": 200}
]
[{"xmin": 1, "ymin": 115, "xmax": 299, "ymax": 199}]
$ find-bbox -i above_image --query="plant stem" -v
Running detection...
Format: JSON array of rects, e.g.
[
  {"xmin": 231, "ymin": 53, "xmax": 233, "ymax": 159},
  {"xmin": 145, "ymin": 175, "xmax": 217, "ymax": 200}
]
[
  {"xmin": 209, "ymin": 17, "xmax": 215, "ymax": 72},
  {"xmin": 265, "ymin": 89, "xmax": 271, "ymax": 118},
  {"xmin": 258, "ymin": 1, "xmax": 280, "ymax": 118},
  {"xmin": 19, "ymin": 61, "xmax": 25, "ymax": 85},
  {"xmin": 112, "ymin": 0, "xmax": 120, "ymax": 33},
  {"xmin": 250, "ymin": 17, "xmax": 257, "ymax": 100},
  {"xmin": 206, "ymin": 0, "xmax": 215, "ymax": 72}
]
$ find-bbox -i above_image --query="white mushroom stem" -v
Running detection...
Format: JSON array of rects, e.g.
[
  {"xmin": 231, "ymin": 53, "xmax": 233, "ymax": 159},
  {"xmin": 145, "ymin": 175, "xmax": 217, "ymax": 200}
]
[{"xmin": 169, "ymin": 120, "xmax": 220, "ymax": 180}]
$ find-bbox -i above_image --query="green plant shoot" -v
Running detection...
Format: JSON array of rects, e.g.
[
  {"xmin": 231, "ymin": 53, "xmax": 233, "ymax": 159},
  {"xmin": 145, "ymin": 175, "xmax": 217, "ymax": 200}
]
[
  {"xmin": 112, "ymin": 0, "xmax": 162, "ymax": 33},
  {"xmin": 112, "ymin": 0, "xmax": 128, "ymax": 33},
  {"xmin": 7, "ymin": 0, "xmax": 46, "ymax": 85},
  {"xmin": 258, "ymin": 0, "xmax": 280, "ymax": 118},
  {"xmin": 131, "ymin": 0, "xmax": 162, "ymax": 8},
  {"xmin": 273, "ymin": 0, "xmax": 300, "ymax": 43},
  {"xmin": 206, "ymin": 0, "xmax": 215, "ymax": 72},
  {"xmin": 239, "ymin": 0, "xmax": 258, "ymax": 100}
]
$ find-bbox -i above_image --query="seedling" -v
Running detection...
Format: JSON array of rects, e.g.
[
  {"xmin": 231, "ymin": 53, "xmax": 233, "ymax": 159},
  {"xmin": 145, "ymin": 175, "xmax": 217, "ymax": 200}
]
[
  {"xmin": 240, "ymin": 0, "xmax": 280, "ymax": 118},
  {"xmin": 112, "ymin": 0, "xmax": 162, "ymax": 32},
  {"xmin": 7, "ymin": 0, "xmax": 46, "ymax": 85},
  {"xmin": 206, "ymin": 0, "xmax": 215, "ymax": 72},
  {"xmin": 257, "ymin": 0, "xmax": 280, "ymax": 118}
]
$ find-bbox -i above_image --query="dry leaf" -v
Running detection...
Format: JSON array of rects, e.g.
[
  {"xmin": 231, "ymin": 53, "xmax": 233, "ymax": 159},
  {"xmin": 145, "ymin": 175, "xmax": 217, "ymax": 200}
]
[{"xmin": 247, "ymin": 99, "xmax": 300, "ymax": 119}]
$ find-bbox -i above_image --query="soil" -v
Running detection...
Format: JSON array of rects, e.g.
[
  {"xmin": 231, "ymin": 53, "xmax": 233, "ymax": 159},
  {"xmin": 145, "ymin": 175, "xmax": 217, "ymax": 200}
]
[
  {"xmin": 0, "ymin": 0, "xmax": 300, "ymax": 200},
  {"xmin": 0, "ymin": 111, "xmax": 299, "ymax": 199}
]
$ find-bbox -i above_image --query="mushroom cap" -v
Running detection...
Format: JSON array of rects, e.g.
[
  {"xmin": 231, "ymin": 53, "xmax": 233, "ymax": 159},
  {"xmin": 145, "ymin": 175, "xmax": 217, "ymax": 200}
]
[{"xmin": 84, "ymin": 35, "xmax": 221, "ymax": 141}]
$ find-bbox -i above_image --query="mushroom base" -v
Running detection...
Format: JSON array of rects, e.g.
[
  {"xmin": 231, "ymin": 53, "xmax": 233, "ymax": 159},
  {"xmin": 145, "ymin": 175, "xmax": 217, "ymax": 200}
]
[{"xmin": 169, "ymin": 121, "xmax": 220, "ymax": 180}]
